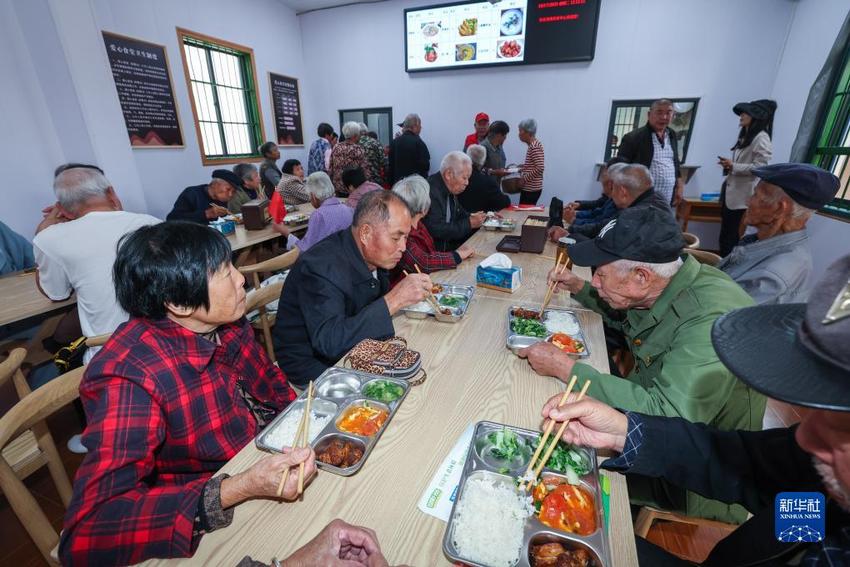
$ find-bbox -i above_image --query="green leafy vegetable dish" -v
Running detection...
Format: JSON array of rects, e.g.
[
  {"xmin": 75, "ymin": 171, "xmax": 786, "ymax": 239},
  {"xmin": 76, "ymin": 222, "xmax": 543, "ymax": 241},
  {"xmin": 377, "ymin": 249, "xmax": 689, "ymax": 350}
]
[
  {"xmin": 486, "ymin": 426, "xmax": 526, "ymax": 461},
  {"xmin": 511, "ymin": 317, "xmax": 548, "ymax": 338},
  {"xmin": 362, "ymin": 380, "xmax": 404, "ymax": 403},
  {"xmin": 438, "ymin": 295, "xmax": 465, "ymax": 308},
  {"xmin": 528, "ymin": 437, "xmax": 591, "ymax": 485}
]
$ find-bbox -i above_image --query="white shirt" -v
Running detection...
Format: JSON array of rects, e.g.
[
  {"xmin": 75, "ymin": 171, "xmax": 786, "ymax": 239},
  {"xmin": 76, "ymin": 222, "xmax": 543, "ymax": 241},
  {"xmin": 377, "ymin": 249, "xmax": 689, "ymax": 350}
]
[
  {"xmin": 650, "ymin": 132, "xmax": 676, "ymax": 205},
  {"xmin": 33, "ymin": 210, "xmax": 160, "ymax": 362}
]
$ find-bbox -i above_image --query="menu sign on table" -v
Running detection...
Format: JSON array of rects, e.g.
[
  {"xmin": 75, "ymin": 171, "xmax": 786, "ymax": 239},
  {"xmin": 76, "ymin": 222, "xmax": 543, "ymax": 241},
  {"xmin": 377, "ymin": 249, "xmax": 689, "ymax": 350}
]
[
  {"xmin": 269, "ymin": 72, "xmax": 304, "ymax": 146},
  {"xmin": 405, "ymin": 0, "xmax": 600, "ymax": 72},
  {"xmin": 102, "ymin": 31, "xmax": 184, "ymax": 147}
]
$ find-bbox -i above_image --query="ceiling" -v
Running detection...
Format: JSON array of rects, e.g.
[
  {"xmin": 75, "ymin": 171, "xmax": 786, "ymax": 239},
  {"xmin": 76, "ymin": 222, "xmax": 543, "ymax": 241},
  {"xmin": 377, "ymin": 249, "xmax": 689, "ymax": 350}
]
[{"xmin": 277, "ymin": 0, "xmax": 386, "ymax": 16}]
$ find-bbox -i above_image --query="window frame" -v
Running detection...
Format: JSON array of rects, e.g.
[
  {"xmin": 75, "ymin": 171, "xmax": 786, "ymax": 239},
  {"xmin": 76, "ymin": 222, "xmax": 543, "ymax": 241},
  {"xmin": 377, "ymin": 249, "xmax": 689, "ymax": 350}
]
[
  {"xmin": 808, "ymin": 44, "xmax": 850, "ymax": 221},
  {"xmin": 176, "ymin": 27, "xmax": 266, "ymax": 166},
  {"xmin": 338, "ymin": 107, "xmax": 394, "ymax": 147},
  {"xmin": 604, "ymin": 98, "xmax": 700, "ymax": 164}
]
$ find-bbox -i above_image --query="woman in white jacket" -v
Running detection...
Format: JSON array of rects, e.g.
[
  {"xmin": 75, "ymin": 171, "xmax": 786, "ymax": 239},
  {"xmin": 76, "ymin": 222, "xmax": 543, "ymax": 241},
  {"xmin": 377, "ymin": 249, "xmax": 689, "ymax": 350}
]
[{"xmin": 717, "ymin": 99, "xmax": 776, "ymax": 256}]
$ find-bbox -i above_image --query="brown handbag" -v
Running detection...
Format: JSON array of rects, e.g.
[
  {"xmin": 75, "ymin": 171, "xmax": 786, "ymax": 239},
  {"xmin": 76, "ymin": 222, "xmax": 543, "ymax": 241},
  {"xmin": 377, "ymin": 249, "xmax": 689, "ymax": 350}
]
[{"xmin": 343, "ymin": 337, "xmax": 426, "ymax": 385}]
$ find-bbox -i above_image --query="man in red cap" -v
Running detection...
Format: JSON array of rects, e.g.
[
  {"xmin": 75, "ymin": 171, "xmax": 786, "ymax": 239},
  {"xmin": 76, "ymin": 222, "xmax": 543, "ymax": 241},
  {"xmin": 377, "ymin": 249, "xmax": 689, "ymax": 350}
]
[{"xmin": 463, "ymin": 112, "xmax": 490, "ymax": 150}]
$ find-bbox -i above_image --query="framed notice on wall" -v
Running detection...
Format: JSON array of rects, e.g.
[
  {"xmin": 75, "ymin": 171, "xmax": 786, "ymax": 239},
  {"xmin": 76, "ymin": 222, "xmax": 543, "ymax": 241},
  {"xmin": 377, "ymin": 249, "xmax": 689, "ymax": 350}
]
[
  {"xmin": 102, "ymin": 31, "xmax": 184, "ymax": 148},
  {"xmin": 268, "ymin": 72, "xmax": 304, "ymax": 146}
]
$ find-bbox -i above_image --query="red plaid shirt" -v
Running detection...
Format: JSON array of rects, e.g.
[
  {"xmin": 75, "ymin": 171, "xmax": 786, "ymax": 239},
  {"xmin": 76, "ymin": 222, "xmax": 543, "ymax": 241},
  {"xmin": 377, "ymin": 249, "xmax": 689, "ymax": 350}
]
[
  {"xmin": 60, "ymin": 317, "xmax": 296, "ymax": 566},
  {"xmin": 390, "ymin": 221, "xmax": 460, "ymax": 287}
]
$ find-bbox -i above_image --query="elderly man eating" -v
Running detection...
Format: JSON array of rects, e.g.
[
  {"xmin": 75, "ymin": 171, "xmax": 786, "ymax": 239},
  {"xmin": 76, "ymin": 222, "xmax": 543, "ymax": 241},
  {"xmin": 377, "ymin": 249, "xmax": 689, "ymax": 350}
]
[
  {"xmin": 540, "ymin": 254, "xmax": 850, "ymax": 566},
  {"xmin": 424, "ymin": 151, "xmax": 487, "ymax": 251},
  {"xmin": 60, "ymin": 221, "xmax": 317, "ymax": 565},
  {"xmin": 273, "ymin": 190, "xmax": 433, "ymax": 387},
  {"xmin": 717, "ymin": 163, "xmax": 839, "ymax": 304},
  {"xmin": 167, "ymin": 169, "xmax": 240, "ymax": 223},
  {"xmin": 521, "ymin": 206, "xmax": 765, "ymax": 522}
]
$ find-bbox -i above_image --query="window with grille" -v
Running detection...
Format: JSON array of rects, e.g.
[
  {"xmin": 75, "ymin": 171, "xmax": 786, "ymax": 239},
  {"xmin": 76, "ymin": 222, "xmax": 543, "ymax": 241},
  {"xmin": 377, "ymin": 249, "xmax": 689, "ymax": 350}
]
[
  {"xmin": 177, "ymin": 28, "xmax": 264, "ymax": 165},
  {"xmin": 604, "ymin": 98, "xmax": 699, "ymax": 164},
  {"xmin": 808, "ymin": 46, "xmax": 850, "ymax": 219}
]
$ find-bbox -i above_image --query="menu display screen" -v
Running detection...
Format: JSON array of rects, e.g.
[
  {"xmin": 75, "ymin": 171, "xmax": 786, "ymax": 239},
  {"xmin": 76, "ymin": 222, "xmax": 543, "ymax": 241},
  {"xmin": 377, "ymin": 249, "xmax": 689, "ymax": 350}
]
[{"xmin": 404, "ymin": 0, "xmax": 600, "ymax": 73}]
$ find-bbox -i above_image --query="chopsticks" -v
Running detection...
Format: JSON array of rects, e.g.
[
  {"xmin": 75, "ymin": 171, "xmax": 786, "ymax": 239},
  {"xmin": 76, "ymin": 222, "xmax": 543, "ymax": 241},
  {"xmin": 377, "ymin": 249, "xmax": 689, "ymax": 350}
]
[
  {"xmin": 276, "ymin": 380, "xmax": 313, "ymax": 498},
  {"xmin": 539, "ymin": 252, "xmax": 568, "ymax": 315},
  {"xmin": 519, "ymin": 377, "xmax": 592, "ymax": 492},
  {"xmin": 403, "ymin": 267, "xmax": 442, "ymax": 313}
]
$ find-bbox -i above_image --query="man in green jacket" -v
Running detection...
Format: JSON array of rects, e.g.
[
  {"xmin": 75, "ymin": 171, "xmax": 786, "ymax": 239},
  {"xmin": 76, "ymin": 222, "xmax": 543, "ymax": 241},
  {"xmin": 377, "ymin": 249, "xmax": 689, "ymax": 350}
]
[{"xmin": 520, "ymin": 206, "xmax": 766, "ymax": 523}]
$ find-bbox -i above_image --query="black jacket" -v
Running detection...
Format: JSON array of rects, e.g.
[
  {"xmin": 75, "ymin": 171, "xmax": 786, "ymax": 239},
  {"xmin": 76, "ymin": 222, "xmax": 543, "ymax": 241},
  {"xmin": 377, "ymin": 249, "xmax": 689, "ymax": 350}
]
[
  {"xmin": 570, "ymin": 187, "xmax": 672, "ymax": 239},
  {"xmin": 611, "ymin": 415, "xmax": 850, "ymax": 566},
  {"xmin": 576, "ymin": 194, "xmax": 609, "ymax": 210},
  {"xmin": 424, "ymin": 173, "xmax": 473, "ymax": 252},
  {"xmin": 166, "ymin": 184, "xmax": 226, "ymax": 224},
  {"xmin": 388, "ymin": 131, "xmax": 430, "ymax": 183},
  {"xmin": 272, "ymin": 229, "xmax": 394, "ymax": 387},
  {"xmin": 618, "ymin": 123, "xmax": 682, "ymax": 184},
  {"xmin": 458, "ymin": 168, "xmax": 511, "ymax": 214}
]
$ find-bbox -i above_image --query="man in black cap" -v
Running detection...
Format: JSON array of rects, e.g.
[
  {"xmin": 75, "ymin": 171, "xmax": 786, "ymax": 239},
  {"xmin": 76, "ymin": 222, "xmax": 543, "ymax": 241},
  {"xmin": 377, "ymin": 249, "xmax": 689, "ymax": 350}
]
[
  {"xmin": 539, "ymin": 253, "xmax": 850, "ymax": 565},
  {"xmin": 166, "ymin": 169, "xmax": 240, "ymax": 224},
  {"xmin": 520, "ymin": 206, "xmax": 765, "ymax": 522},
  {"xmin": 718, "ymin": 163, "xmax": 839, "ymax": 305}
]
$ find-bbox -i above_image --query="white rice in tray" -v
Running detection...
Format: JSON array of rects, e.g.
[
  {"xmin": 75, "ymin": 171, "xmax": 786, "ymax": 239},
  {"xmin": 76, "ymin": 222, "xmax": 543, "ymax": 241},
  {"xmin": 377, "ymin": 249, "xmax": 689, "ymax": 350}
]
[
  {"xmin": 544, "ymin": 311, "xmax": 581, "ymax": 336},
  {"xmin": 263, "ymin": 409, "xmax": 332, "ymax": 449},
  {"xmin": 406, "ymin": 300, "xmax": 433, "ymax": 313},
  {"xmin": 452, "ymin": 475, "xmax": 532, "ymax": 567}
]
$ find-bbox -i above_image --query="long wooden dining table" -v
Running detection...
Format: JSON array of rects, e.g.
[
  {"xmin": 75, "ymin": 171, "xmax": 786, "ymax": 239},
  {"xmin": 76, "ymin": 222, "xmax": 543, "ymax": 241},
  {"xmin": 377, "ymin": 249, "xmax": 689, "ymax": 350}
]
[{"xmin": 142, "ymin": 209, "xmax": 639, "ymax": 567}]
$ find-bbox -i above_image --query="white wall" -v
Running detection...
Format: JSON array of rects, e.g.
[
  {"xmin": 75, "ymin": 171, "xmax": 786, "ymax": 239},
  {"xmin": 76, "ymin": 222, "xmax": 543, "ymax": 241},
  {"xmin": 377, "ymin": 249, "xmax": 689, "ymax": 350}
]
[
  {"xmin": 0, "ymin": 0, "xmax": 307, "ymax": 235},
  {"xmin": 769, "ymin": 0, "xmax": 850, "ymax": 280},
  {"xmin": 299, "ymin": 0, "xmax": 797, "ymax": 210}
]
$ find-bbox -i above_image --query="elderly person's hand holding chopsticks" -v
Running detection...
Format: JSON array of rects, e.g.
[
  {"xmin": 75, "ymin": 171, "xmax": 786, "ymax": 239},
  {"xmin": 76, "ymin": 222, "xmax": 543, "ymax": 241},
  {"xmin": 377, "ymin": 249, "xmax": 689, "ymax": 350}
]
[
  {"xmin": 546, "ymin": 263, "xmax": 584, "ymax": 295},
  {"xmin": 541, "ymin": 394, "xmax": 628, "ymax": 454},
  {"xmin": 220, "ymin": 447, "xmax": 318, "ymax": 505},
  {"xmin": 518, "ymin": 341, "xmax": 576, "ymax": 383}
]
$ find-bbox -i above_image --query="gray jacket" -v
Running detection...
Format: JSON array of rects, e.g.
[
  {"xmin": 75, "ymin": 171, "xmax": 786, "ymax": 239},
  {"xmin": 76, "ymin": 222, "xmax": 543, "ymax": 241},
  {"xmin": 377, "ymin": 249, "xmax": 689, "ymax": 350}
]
[{"xmin": 717, "ymin": 230, "xmax": 812, "ymax": 305}]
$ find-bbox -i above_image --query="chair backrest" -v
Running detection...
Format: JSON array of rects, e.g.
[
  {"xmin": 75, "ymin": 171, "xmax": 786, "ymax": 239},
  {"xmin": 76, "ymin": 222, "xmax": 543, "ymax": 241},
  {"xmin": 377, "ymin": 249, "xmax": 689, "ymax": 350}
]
[
  {"xmin": 239, "ymin": 247, "xmax": 300, "ymax": 276},
  {"xmin": 84, "ymin": 333, "xmax": 111, "ymax": 348},
  {"xmin": 681, "ymin": 232, "xmax": 700, "ymax": 249},
  {"xmin": 0, "ymin": 347, "xmax": 29, "ymax": 398},
  {"xmin": 245, "ymin": 281, "xmax": 285, "ymax": 314},
  {"xmin": 0, "ymin": 350, "xmax": 84, "ymax": 565},
  {"xmin": 684, "ymin": 248, "xmax": 721, "ymax": 266}
]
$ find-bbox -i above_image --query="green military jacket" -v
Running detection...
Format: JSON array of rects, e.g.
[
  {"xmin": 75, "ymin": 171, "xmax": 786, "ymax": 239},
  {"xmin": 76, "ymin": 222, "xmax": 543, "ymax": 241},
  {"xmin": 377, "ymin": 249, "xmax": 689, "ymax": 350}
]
[{"xmin": 571, "ymin": 255, "xmax": 767, "ymax": 521}]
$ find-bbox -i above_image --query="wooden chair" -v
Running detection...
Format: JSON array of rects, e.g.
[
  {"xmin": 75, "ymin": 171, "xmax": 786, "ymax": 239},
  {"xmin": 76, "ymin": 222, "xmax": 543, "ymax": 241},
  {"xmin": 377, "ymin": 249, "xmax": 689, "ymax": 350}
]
[
  {"xmin": 245, "ymin": 281, "xmax": 285, "ymax": 359},
  {"xmin": 682, "ymin": 232, "xmax": 700, "ymax": 249},
  {"xmin": 634, "ymin": 506, "xmax": 740, "ymax": 540},
  {"xmin": 683, "ymin": 248, "xmax": 722, "ymax": 266},
  {"xmin": 84, "ymin": 333, "xmax": 111, "ymax": 348},
  {"xmin": 0, "ymin": 348, "xmax": 85, "ymax": 565},
  {"xmin": 239, "ymin": 248, "xmax": 299, "ymax": 359}
]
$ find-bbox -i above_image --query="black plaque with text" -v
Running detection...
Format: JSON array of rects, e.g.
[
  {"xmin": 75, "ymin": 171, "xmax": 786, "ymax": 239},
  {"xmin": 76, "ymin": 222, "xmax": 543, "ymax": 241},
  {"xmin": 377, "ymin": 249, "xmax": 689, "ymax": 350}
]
[
  {"xmin": 269, "ymin": 72, "xmax": 303, "ymax": 146},
  {"xmin": 102, "ymin": 31, "xmax": 184, "ymax": 147}
]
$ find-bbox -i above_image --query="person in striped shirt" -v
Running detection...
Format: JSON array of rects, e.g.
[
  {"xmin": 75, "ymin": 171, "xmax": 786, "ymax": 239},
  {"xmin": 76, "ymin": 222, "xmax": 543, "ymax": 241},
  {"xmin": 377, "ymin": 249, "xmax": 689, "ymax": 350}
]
[{"xmin": 518, "ymin": 118, "xmax": 545, "ymax": 205}]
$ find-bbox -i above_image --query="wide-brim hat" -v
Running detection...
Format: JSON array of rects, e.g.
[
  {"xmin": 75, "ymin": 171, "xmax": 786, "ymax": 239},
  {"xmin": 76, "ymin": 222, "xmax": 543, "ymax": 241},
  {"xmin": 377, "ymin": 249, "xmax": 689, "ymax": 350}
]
[{"xmin": 711, "ymin": 255, "xmax": 850, "ymax": 411}]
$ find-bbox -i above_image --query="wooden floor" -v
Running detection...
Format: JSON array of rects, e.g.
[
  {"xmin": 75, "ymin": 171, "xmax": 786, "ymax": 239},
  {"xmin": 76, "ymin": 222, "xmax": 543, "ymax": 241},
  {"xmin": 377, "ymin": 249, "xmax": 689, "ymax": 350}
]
[{"xmin": 0, "ymin": 390, "xmax": 806, "ymax": 566}]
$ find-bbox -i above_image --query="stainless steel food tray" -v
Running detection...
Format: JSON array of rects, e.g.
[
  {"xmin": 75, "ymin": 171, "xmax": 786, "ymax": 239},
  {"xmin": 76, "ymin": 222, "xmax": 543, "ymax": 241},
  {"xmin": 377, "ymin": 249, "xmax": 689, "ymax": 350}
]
[
  {"xmin": 401, "ymin": 283, "xmax": 475, "ymax": 323},
  {"xmin": 255, "ymin": 367, "xmax": 409, "ymax": 476},
  {"xmin": 483, "ymin": 219, "xmax": 517, "ymax": 232},
  {"xmin": 443, "ymin": 421, "xmax": 611, "ymax": 567},
  {"xmin": 506, "ymin": 304, "xmax": 591, "ymax": 358}
]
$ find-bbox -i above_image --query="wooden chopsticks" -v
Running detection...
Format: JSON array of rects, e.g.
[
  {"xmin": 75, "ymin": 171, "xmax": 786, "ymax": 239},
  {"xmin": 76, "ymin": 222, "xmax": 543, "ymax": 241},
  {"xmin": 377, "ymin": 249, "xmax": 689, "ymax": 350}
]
[
  {"xmin": 276, "ymin": 380, "xmax": 313, "ymax": 498},
  {"xmin": 519, "ymin": 377, "xmax": 592, "ymax": 491},
  {"xmin": 403, "ymin": 267, "xmax": 442, "ymax": 313},
  {"xmin": 539, "ymin": 252, "xmax": 568, "ymax": 315}
]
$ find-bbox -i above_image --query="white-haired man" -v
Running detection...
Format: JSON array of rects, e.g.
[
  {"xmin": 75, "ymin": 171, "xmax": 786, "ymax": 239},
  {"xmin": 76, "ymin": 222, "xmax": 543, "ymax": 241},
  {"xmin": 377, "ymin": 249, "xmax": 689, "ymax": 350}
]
[
  {"xmin": 388, "ymin": 113, "xmax": 430, "ymax": 183},
  {"xmin": 520, "ymin": 206, "xmax": 766, "ymax": 523},
  {"xmin": 273, "ymin": 171, "xmax": 353, "ymax": 253},
  {"xmin": 357, "ymin": 122, "xmax": 386, "ymax": 186},
  {"xmin": 423, "ymin": 151, "xmax": 487, "ymax": 251}
]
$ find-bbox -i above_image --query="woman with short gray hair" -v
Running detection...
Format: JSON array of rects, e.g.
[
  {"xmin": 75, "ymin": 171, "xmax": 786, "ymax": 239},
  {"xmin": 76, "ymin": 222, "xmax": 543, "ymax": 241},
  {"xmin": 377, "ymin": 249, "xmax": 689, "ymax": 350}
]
[
  {"xmin": 328, "ymin": 122, "xmax": 371, "ymax": 195},
  {"xmin": 389, "ymin": 175, "xmax": 474, "ymax": 286},
  {"xmin": 518, "ymin": 118, "xmax": 545, "ymax": 205},
  {"xmin": 272, "ymin": 171, "xmax": 353, "ymax": 253}
]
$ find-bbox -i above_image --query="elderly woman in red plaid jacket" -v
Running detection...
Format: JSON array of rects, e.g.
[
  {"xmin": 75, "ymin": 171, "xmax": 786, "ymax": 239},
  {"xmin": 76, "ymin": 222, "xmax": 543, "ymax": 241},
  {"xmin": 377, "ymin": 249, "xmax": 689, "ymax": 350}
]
[{"xmin": 59, "ymin": 221, "xmax": 390, "ymax": 566}]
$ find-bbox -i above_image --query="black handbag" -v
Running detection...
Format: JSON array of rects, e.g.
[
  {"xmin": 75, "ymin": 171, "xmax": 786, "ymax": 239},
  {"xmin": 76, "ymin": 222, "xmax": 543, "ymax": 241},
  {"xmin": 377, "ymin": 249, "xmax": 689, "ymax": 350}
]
[{"xmin": 548, "ymin": 197, "xmax": 564, "ymax": 228}]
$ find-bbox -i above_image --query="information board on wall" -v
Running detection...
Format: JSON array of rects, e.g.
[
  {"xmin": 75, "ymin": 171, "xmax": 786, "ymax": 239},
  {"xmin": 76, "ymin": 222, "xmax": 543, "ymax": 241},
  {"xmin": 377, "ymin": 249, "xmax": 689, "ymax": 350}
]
[
  {"xmin": 405, "ymin": 0, "xmax": 601, "ymax": 72},
  {"xmin": 269, "ymin": 72, "xmax": 304, "ymax": 146},
  {"xmin": 102, "ymin": 31, "xmax": 184, "ymax": 147}
]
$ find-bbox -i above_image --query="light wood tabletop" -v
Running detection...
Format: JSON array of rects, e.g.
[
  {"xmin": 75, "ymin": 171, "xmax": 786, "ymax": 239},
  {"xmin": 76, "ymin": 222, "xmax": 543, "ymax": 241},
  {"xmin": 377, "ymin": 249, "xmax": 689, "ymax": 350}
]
[
  {"xmin": 0, "ymin": 271, "xmax": 75, "ymax": 326},
  {"xmin": 141, "ymin": 211, "xmax": 638, "ymax": 567},
  {"xmin": 226, "ymin": 204, "xmax": 314, "ymax": 252}
]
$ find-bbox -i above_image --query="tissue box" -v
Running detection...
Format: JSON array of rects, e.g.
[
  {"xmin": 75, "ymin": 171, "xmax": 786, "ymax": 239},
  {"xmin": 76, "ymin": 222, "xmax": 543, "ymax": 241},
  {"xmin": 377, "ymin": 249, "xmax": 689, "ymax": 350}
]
[
  {"xmin": 209, "ymin": 219, "xmax": 236, "ymax": 235},
  {"xmin": 476, "ymin": 265, "xmax": 522, "ymax": 293}
]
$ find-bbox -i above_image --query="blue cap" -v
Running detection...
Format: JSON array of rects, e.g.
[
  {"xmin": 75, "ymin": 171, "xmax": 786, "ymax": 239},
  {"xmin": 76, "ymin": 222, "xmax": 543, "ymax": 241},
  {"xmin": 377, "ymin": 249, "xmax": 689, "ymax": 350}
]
[{"xmin": 752, "ymin": 163, "xmax": 839, "ymax": 210}]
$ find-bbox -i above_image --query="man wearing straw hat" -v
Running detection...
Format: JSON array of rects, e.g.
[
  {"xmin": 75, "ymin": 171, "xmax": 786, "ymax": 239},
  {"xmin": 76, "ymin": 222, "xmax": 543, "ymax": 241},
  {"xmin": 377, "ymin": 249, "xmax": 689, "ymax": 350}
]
[
  {"xmin": 520, "ymin": 206, "xmax": 765, "ymax": 523},
  {"xmin": 540, "ymin": 254, "xmax": 850, "ymax": 565}
]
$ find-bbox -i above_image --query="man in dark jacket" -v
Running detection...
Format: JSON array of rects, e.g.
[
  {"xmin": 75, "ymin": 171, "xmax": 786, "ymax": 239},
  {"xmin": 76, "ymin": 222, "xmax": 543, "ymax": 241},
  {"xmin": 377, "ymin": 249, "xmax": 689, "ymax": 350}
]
[
  {"xmin": 388, "ymin": 113, "xmax": 430, "ymax": 183},
  {"xmin": 272, "ymin": 191, "xmax": 433, "ymax": 387},
  {"xmin": 459, "ymin": 144, "xmax": 511, "ymax": 213},
  {"xmin": 548, "ymin": 163, "xmax": 672, "ymax": 241},
  {"xmin": 166, "ymin": 170, "xmax": 239, "ymax": 224},
  {"xmin": 540, "ymin": 254, "xmax": 850, "ymax": 566},
  {"xmin": 423, "ymin": 151, "xmax": 487, "ymax": 252},
  {"xmin": 617, "ymin": 99, "xmax": 685, "ymax": 207}
]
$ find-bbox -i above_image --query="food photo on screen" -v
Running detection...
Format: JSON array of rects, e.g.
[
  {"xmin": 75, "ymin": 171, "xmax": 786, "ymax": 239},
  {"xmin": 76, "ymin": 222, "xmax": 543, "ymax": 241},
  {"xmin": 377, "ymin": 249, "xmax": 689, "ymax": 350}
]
[
  {"xmin": 500, "ymin": 8, "xmax": 523, "ymax": 36},
  {"xmin": 498, "ymin": 39, "xmax": 523, "ymax": 59},
  {"xmin": 455, "ymin": 43, "xmax": 476, "ymax": 62},
  {"xmin": 424, "ymin": 43, "xmax": 438, "ymax": 63}
]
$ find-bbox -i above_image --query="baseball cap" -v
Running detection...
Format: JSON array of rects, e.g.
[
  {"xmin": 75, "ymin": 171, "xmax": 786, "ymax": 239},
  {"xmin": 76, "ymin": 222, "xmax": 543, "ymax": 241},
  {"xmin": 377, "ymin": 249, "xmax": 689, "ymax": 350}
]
[
  {"xmin": 475, "ymin": 112, "xmax": 490, "ymax": 123},
  {"xmin": 567, "ymin": 207, "xmax": 685, "ymax": 267},
  {"xmin": 752, "ymin": 163, "xmax": 839, "ymax": 210},
  {"xmin": 711, "ymin": 254, "xmax": 850, "ymax": 411}
]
